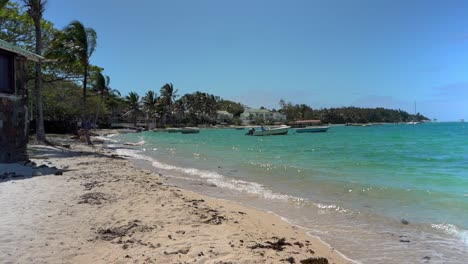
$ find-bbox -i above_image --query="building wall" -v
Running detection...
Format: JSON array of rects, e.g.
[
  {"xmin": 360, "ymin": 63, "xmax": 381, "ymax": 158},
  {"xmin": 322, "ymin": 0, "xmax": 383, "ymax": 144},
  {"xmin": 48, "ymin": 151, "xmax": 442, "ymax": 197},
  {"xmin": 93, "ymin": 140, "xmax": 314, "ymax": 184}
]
[
  {"xmin": 240, "ymin": 109, "xmax": 286, "ymax": 124},
  {"xmin": 0, "ymin": 55, "xmax": 28, "ymax": 163}
]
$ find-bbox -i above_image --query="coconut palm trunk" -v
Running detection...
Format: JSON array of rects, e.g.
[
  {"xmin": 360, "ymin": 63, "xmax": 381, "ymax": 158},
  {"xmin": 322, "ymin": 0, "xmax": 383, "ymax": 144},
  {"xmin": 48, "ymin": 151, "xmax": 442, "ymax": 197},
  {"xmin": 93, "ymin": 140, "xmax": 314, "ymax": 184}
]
[
  {"xmin": 82, "ymin": 64, "xmax": 91, "ymax": 144},
  {"xmin": 23, "ymin": 0, "xmax": 48, "ymax": 143},
  {"xmin": 33, "ymin": 17, "xmax": 46, "ymax": 142},
  {"xmin": 94, "ymin": 94, "xmax": 104, "ymax": 128}
]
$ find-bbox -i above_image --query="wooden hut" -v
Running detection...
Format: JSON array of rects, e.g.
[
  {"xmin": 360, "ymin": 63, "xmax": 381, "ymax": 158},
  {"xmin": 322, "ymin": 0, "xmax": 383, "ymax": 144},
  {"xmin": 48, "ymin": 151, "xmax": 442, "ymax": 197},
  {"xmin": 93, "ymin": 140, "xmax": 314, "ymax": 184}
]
[{"xmin": 0, "ymin": 39, "xmax": 42, "ymax": 163}]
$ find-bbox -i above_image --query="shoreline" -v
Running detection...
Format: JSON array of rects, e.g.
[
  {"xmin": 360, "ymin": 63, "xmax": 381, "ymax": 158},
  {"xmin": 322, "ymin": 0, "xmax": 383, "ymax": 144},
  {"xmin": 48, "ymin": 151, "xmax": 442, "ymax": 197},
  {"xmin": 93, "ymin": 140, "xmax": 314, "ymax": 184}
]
[
  {"xmin": 0, "ymin": 135, "xmax": 353, "ymax": 263},
  {"xmin": 109, "ymin": 128, "xmax": 468, "ymax": 263}
]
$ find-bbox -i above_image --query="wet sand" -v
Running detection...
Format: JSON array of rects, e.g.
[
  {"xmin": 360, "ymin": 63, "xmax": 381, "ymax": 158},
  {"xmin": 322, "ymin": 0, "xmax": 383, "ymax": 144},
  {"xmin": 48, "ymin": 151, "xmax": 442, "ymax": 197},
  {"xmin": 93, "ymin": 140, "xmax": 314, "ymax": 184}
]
[{"xmin": 0, "ymin": 138, "xmax": 353, "ymax": 264}]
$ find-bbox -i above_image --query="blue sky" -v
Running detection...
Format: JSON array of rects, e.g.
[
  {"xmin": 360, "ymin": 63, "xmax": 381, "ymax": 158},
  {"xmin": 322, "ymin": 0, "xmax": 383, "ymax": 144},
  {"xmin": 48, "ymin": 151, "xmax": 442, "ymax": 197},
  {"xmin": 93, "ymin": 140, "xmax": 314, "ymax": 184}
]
[{"xmin": 33, "ymin": 0, "xmax": 468, "ymax": 120}]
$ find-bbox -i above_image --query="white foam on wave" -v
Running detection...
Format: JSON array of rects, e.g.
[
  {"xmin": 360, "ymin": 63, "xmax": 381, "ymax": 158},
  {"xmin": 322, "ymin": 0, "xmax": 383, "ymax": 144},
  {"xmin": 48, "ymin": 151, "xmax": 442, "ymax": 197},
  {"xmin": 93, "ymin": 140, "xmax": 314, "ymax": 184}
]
[
  {"xmin": 123, "ymin": 140, "xmax": 145, "ymax": 146},
  {"xmin": 115, "ymin": 148, "xmax": 153, "ymax": 162},
  {"xmin": 115, "ymin": 148, "xmax": 296, "ymax": 201},
  {"xmin": 151, "ymin": 160, "xmax": 294, "ymax": 201},
  {"xmin": 431, "ymin": 223, "xmax": 468, "ymax": 245},
  {"xmin": 92, "ymin": 136, "xmax": 118, "ymax": 142},
  {"xmin": 316, "ymin": 203, "xmax": 349, "ymax": 213}
]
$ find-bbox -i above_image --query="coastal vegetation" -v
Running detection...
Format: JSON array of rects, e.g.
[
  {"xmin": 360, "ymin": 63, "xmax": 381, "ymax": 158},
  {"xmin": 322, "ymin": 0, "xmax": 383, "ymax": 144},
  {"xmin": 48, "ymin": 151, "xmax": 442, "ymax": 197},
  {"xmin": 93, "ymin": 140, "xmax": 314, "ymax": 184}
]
[
  {"xmin": 279, "ymin": 99, "xmax": 429, "ymax": 124},
  {"xmin": 0, "ymin": 1, "xmax": 429, "ymax": 134}
]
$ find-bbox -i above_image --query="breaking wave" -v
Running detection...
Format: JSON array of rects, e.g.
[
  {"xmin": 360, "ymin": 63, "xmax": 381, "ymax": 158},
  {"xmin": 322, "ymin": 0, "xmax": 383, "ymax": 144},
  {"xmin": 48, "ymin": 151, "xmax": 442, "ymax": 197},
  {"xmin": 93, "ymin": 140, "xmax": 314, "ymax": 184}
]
[{"xmin": 115, "ymin": 148, "xmax": 298, "ymax": 201}]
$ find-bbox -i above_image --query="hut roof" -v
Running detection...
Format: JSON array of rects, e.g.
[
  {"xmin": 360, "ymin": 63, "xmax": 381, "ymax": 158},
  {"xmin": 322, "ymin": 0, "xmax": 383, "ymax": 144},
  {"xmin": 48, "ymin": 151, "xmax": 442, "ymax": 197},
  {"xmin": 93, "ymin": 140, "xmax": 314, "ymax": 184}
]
[{"xmin": 0, "ymin": 39, "xmax": 43, "ymax": 62}]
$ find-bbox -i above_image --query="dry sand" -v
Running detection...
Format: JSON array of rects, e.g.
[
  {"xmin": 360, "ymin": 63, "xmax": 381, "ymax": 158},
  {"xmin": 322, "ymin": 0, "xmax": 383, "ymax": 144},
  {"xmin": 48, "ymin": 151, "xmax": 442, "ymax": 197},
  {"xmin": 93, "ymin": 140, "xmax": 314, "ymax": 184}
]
[{"xmin": 0, "ymin": 138, "xmax": 354, "ymax": 264}]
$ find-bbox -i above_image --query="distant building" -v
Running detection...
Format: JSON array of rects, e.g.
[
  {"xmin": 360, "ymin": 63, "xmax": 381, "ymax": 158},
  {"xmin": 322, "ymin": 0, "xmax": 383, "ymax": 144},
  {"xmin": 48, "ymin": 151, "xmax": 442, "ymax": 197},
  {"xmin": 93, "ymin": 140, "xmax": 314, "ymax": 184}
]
[
  {"xmin": 240, "ymin": 108, "xmax": 286, "ymax": 125},
  {"xmin": 0, "ymin": 39, "xmax": 42, "ymax": 163},
  {"xmin": 216, "ymin": 110, "xmax": 233, "ymax": 124}
]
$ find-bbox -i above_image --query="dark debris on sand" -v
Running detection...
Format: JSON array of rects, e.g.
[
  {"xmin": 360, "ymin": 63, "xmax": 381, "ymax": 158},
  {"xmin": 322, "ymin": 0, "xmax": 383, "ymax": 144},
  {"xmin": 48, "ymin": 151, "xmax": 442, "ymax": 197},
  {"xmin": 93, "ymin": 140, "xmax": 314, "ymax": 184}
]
[
  {"xmin": 281, "ymin": 256, "xmax": 296, "ymax": 263},
  {"xmin": 78, "ymin": 192, "xmax": 109, "ymax": 205},
  {"xmin": 248, "ymin": 237, "xmax": 292, "ymax": 251},
  {"xmin": 82, "ymin": 180, "xmax": 103, "ymax": 190},
  {"xmin": 96, "ymin": 220, "xmax": 154, "ymax": 241},
  {"xmin": 299, "ymin": 257, "xmax": 329, "ymax": 264}
]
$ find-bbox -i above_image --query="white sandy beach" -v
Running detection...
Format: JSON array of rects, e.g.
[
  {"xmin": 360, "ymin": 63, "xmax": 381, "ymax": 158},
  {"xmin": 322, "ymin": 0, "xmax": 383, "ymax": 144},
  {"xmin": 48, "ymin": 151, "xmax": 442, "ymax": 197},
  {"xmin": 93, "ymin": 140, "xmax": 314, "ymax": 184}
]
[{"xmin": 0, "ymin": 136, "xmax": 353, "ymax": 264}]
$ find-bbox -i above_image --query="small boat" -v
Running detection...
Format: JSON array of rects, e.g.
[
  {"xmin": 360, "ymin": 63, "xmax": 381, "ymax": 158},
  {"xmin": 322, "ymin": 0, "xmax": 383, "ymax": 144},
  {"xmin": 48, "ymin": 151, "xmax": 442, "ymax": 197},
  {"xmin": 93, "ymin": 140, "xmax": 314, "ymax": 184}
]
[
  {"xmin": 166, "ymin": 127, "xmax": 200, "ymax": 133},
  {"xmin": 246, "ymin": 126, "xmax": 290, "ymax": 136},
  {"xmin": 406, "ymin": 121, "xmax": 421, "ymax": 125},
  {"xmin": 166, "ymin": 128, "xmax": 180, "ymax": 133},
  {"xmin": 345, "ymin": 123, "xmax": 372, "ymax": 127},
  {"xmin": 296, "ymin": 126, "xmax": 330, "ymax": 133},
  {"xmin": 180, "ymin": 127, "xmax": 200, "ymax": 134}
]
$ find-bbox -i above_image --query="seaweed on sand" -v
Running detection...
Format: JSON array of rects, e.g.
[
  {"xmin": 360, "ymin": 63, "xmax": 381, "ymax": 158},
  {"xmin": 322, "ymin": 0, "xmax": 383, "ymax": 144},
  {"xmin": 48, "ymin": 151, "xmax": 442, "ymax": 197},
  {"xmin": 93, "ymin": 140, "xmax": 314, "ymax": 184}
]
[
  {"xmin": 248, "ymin": 237, "xmax": 292, "ymax": 251},
  {"xmin": 300, "ymin": 257, "xmax": 329, "ymax": 264}
]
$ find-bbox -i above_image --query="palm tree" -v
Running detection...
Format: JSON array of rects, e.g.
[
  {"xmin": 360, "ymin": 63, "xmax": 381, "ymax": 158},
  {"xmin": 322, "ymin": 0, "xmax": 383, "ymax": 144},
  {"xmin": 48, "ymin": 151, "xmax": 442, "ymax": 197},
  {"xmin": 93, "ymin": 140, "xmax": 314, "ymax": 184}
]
[
  {"xmin": 159, "ymin": 83, "xmax": 178, "ymax": 125},
  {"xmin": 142, "ymin": 90, "xmax": 158, "ymax": 129},
  {"xmin": 92, "ymin": 73, "xmax": 119, "ymax": 127},
  {"xmin": 47, "ymin": 21, "xmax": 97, "ymax": 144},
  {"xmin": 22, "ymin": 0, "xmax": 47, "ymax": 143},
  {"xmin": 125, "ymin": 92, "xmax": 141, "ymax": 127}
]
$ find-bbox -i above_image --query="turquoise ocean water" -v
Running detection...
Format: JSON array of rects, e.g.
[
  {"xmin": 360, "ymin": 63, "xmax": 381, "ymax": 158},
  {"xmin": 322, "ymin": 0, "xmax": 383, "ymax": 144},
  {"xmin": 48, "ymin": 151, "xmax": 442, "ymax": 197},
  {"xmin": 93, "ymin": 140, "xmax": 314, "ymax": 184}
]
[{"xmin": 110, "ymin": 122, "xmax": 468, "ymax": 263}]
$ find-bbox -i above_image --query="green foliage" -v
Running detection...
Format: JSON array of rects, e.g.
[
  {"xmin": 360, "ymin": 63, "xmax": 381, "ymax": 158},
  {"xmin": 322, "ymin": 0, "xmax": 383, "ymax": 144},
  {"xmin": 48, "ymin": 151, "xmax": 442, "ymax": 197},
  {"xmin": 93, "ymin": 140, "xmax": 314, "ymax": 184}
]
[
  {"xmin": 175, "ymin": 91, "xmax": 219, "ymax": 125},
  {"xmin": 142, "ymin": 90, "xmax": 158, "ymax": 118},
  {"xmin": 0, "ymin": 2, "xmax": 54, "ymax": 50},
  {"xmin": 279, "ymin": 99, "xmax": 319, "ymax": 121},
  {"xmin": 278, "ymin": 99, "xmax": 430, "ymax": 124},
  {"xmin": 46, "ymin": 20, "xmax": 96, "ymax": 69},
  {"xmin": 0, "ymin": 0, "xmax": 8, "ymax": 9},
  {"xmin": 124, "ymin": 92, "xmax": 142, "ymax": 125},
  {"xmin": 40, "ymin": 80, "xmax": 107, "ymax": 120},
  {"xmin": 217, "ymin": 99, "xmax": 245, "ymax": 117}
]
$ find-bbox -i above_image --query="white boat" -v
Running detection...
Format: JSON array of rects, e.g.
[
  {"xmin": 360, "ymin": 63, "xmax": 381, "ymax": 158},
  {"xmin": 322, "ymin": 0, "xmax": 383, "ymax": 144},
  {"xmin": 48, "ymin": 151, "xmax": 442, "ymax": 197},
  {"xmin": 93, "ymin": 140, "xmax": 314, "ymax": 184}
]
[
  {"xmin": 407, "ymin": 101, "xmax": 421, "ymax": 125},
  {"xmin": 406, "ymin": 121, "xmax": 420, "ymax": 125},
  {"xmin": 296, "ymin": 126, "xmax": 330, "ymax": 133},
  {"xmin": 166, "ymin": 127, "xmax": 200, "ymax": 134},
  {"xmin": 180, "ymin": 127, "xmax": 200, "ymax": 134},
  {"xmin": 246, "ymin": 126, "xmax": 290, "ymax": 136}
]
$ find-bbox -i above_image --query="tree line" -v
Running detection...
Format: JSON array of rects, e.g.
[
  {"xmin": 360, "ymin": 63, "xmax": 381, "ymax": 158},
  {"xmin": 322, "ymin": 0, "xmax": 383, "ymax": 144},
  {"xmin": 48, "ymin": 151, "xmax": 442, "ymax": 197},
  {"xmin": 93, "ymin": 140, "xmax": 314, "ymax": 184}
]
[
  {"xmin": 279, "ymin": 100, "xmax": 429, "ymax": 124},
  {"xmin": 122, "ymin": 86, "xmax": 245, "ymax": 127}
]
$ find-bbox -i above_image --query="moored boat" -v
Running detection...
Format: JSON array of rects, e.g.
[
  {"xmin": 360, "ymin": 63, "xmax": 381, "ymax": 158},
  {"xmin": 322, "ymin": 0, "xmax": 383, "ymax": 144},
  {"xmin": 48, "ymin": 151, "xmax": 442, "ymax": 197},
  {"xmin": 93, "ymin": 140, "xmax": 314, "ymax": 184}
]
[
  {"xmin": 180, "ymin": 127, "xmax": 200, "ymax": 134},
  {"xmin": 296, "ymin": 126, "xmax": 330, "ymax": 133},
  {"xmin": 246, "ymin": 126, "xmax": 290, "ymax": 136},
  {"xmin": 166, "ymin": 127, "xmax": 200, "ymax": 133}
]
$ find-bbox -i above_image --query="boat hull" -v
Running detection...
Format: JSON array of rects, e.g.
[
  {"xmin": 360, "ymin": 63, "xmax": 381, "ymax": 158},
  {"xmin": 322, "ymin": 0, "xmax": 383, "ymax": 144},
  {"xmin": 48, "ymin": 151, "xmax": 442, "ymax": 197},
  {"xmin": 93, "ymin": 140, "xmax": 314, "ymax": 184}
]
[
  {"xmin": 251, "ymin": 127, "xmax": 290, "ymax": 136},
  {"xmin": 166, "ymin": 127, "xmax": 200, "ymax": 133},
  {"xmin": 181, "ymin": 129, "xmax": 200, "ymax": 134},
  {"xmin": 296, "ymin": 126, "xmax": 330, "ymax": 133}
]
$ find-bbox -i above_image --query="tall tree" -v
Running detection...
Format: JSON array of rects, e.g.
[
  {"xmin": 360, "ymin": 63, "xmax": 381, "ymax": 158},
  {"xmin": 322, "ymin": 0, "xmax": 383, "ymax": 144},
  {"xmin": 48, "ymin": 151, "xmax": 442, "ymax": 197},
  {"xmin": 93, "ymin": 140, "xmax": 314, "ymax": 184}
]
[
  {"xmin": 142, "ymin": 90, "xmax": 158, "ymax": 129},
  {"xmin": 47, "ymin": 21, "xmax": 97, "ymax": 144},
  {"xmin": 92, "ymin": 73, "xmax": 118, "ymax": 127},
  {"xmin": 125, "ymin": 92, "xmax": 141, "ymax": 126},
  {"xmin": 159, "ymin": 83, "xmax": 178, "ymax": 125},
  {"xmin": 22, "ymin": 0, "xmax": 47, "ymax": 143}
]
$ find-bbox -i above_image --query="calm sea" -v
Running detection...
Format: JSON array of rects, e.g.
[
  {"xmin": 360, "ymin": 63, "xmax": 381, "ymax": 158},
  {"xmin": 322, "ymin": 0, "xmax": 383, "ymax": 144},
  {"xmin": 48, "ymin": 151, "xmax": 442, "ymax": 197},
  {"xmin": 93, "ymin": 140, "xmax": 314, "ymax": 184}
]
[{"xmin": 110, "ymin": 122, "xmax": 468, "ymax": 263}]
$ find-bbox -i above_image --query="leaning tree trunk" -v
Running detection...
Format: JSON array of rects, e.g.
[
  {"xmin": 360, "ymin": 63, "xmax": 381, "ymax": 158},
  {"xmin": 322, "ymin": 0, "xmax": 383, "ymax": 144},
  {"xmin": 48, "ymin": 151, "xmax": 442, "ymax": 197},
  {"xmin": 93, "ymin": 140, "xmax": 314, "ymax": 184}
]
[
  {"xmin": 93, "ymin": 94, "xmax": 103, "ymax": 129},
  {"xmin": 33, "ymin": 16, "xmax": 47, "ymax": 143},
  {"xmin": 82, "ymin": 65, "xmax": 91, "ymax": 144}
]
